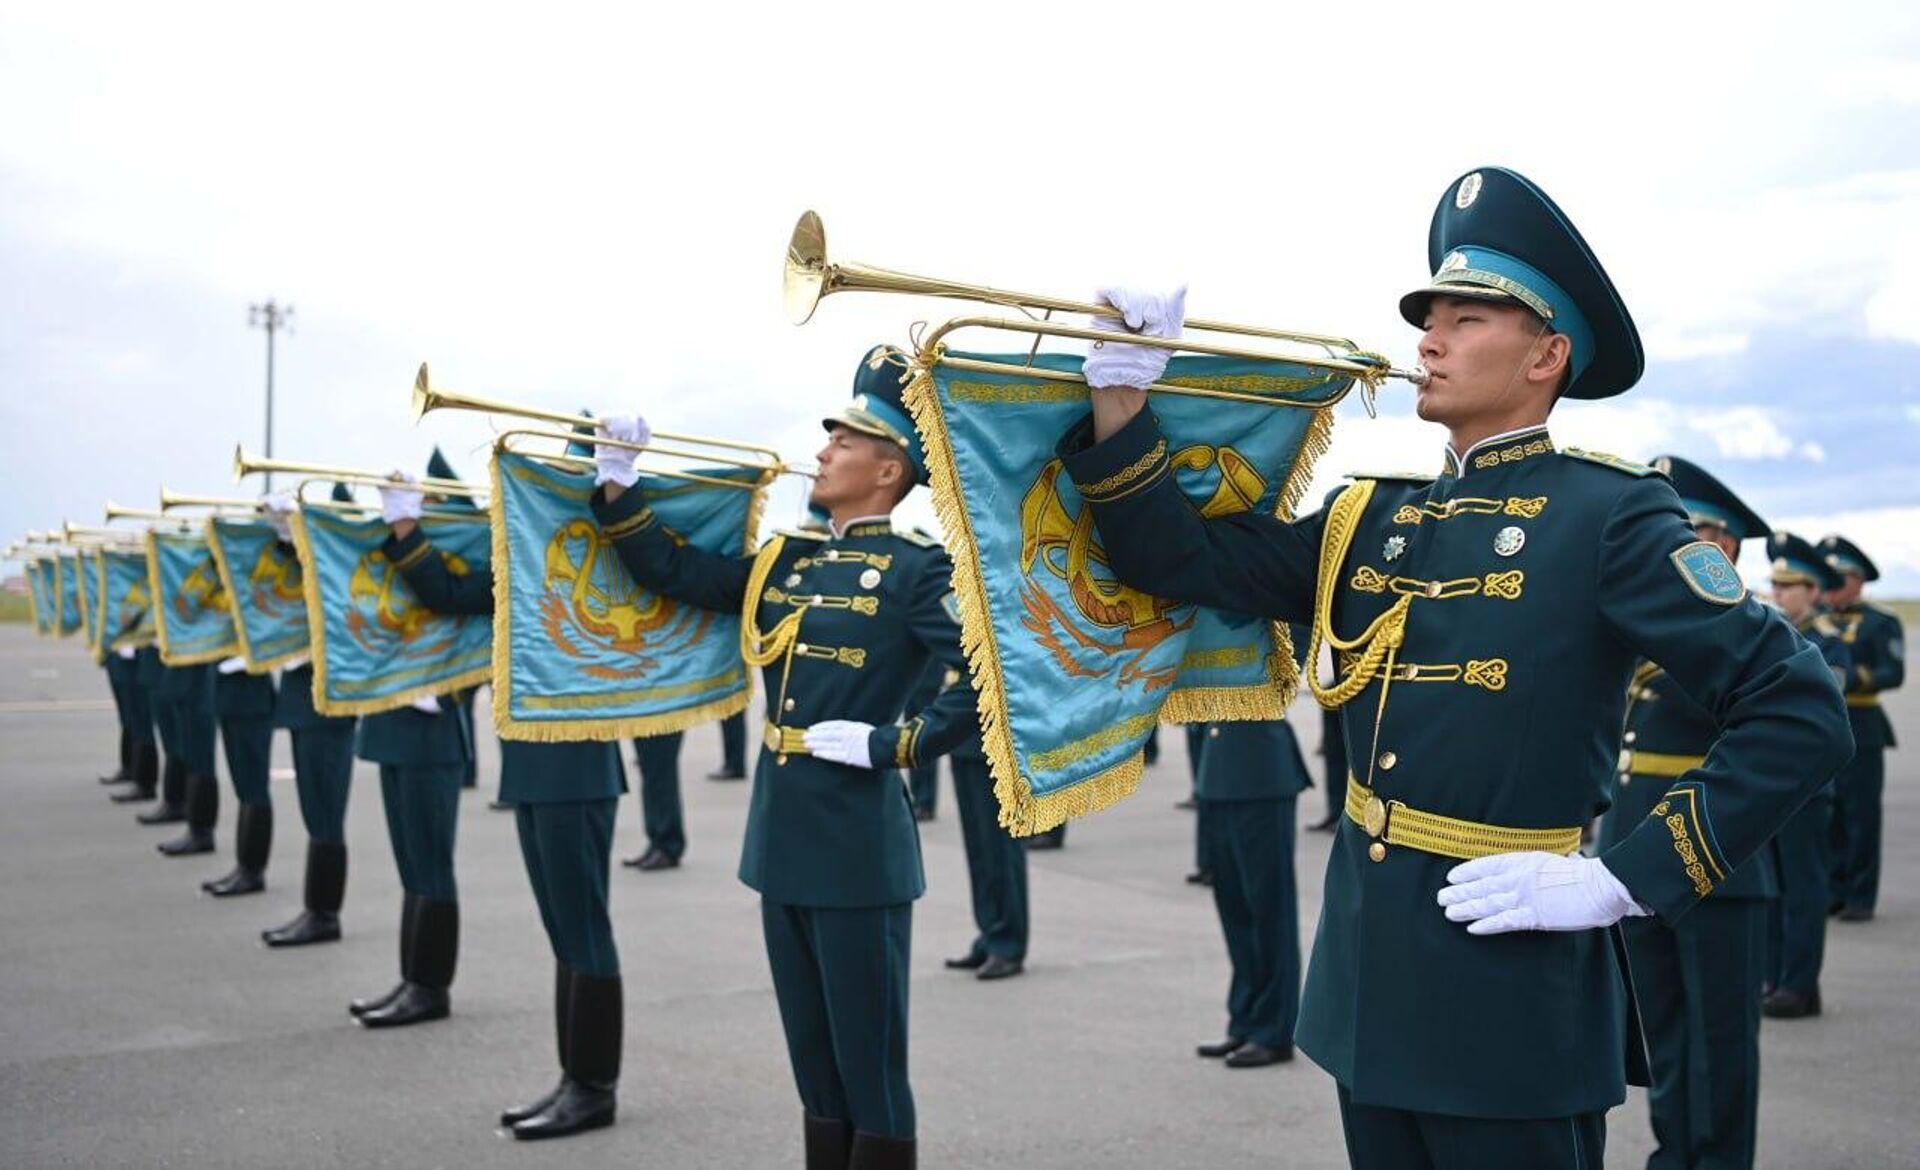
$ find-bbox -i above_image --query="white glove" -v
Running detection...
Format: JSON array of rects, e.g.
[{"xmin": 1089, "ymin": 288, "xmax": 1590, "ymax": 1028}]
[
  {"xmin": 263, "ymin": 489, "xmax": 297, "ymax": 542},
  {"xmin": 803, "ymin": 720, "xmax": 876, "ymax": 769},
  {"xmin": 409, "ymin": 695, "xmax": 444, "ymax": 715},
  {"xmin": 380, "ymin": 472, "xmax": 424, "ymax": 524},
  {"xmin": 117, "ymin": 646, "xmax": 137, "ymax": 660},
  {"xmin": 595, "ymin": 414, "xmax": 651, "ymax": 488},
  {"xmin": 217, "ymin": 655, "xmax": 249, "ymax": 675},
  {"xmin": 281, "ymin": 655, "xmax": 310, "ymax": 672},
  {"xmin": 1437, "ymin": 851, "xmax": 1649, "ymax": 935},
  {"xmin": 1083, "ymin": 284, "xmax": 1188, "ymax": 390}
]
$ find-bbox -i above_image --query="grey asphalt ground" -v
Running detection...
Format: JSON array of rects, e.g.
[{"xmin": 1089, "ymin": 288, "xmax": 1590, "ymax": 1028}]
[{"xmin": 0, "ymin": 621, "xmax": 1914, "ymax": 1169}]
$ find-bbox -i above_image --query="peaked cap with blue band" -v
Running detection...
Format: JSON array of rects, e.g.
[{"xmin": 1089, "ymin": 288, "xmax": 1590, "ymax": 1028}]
[
  {"xmin": 425, "ymin": 446, "xmax": 478, "ymax": 511},
  {"xmin": 1399, "ymin": 166, "xmax": 1644, "ymax": 400},
  {"xmin": 822, "ymin": 344, "xmax": 927, "ymax": 484},
  {"xmin": 1649, "ymin": 454, "xmax": 1767, "ymax": 541},
  {"xmin": 1768, "ymin": 531, "xmax": 1842, "ymax": 590},
  {"xmin": 1816, "ymin": 534, "xmax": 1878, "ymax": 582},
  {"xmin": 330, "ymin": 482, "xmax": 355, "ymax": 504}
]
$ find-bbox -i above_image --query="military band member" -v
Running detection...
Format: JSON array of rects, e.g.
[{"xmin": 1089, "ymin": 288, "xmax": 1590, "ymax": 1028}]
[
  {"xmin": 1062, "ymin": 167, "xmax": 1853, "ymax": 1167},
  {"xmin": 131, "ymin": 647, "xmax": 189, "ymax": 815},
  {"xmin": 153, "ymin": 661, "xmax": 220, "ymax": 857},
  {"xmin": 1598, "ymin": 456, "xmax": 1778, "ymax": 1168},
  {"xmin": 940, "ymin": 671, "xmax": 1029, "ymax": 983},
  {"xmin": 200, "ymin": 657, "xmax": 276, "ymax": 895},
  {"xmin": 377, "ymin": 470, "xmax": 629, "ymax": 1141},
  {"xmin": 625, "ymin": 730, "xmax": 686, "ymax": 871},
  {"xmin": 262, "ymin": 487, "xmax": 360, "ymax": 947},
  {"xmin": 1192, "ymin": 709, "xmax": 1312, "ymax": 1070},
  {"xmin": 1761, "ymin": 533, "xmax": 1852, "ymax": 1022},
  {"xmin": 107, "ymin": 645, "xmax": 162, "ymax": 805},
  {"xmin": 97, "ymin": 645, "xmax": 138, "ymax": 788},
  {"xmin": 592, "ymin": 347, "xmax": 979, "ymax": 1169},
  {"xmin": 1817, "ymin": 534, "xmax": 1904, "ymax": 923},
  {"xmin": 903, "ymin": 663, "xmax": 943, "ymax": 822}
]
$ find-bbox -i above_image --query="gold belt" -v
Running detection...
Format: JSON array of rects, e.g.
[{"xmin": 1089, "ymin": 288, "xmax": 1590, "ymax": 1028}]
[
  {"xmin": 1620, "ymin": 750, "xmax": 1704, "ymax": 778},
  {"xmin": 763, "ymin": 722, "xmax": 810, "ymax": 756},
  {"xmin": 1846, "ymin": 694, "xmax": 1880, "ymax": 709},
  {"xmin": 1345, "ymin": 777, "xmax": 1582, "ymax": 862}
]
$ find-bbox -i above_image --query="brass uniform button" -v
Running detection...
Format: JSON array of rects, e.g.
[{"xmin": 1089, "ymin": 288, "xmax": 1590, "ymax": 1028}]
[
  {"xmin": 776, "ymin": 753, "xmax": 789, "ymax": 767},
  {"xmin": 1623, "ymin": 731, "xmax": 1638, "ymax": 744},
  {"xmin": 1378, "ymin": 751, "xmax": 1398, "ymax": 771},
  {"xmin": 1619, "ymin": 775, "xmax": 1632, "ymax": 787},
  {"xmin": 1617, "ymin": 748, "xmax": 1633, "ymax": 773},
  {"xmin": 796, "ymin": 643, "xmax": 810, "ymax": 654},
  {"xmin": 1425, "ymin": 580, "xmax": 1442, "ymax": 599},
  {"xmin": 1208, "ymin": 727, "xmax": 1220, "ymax": 738},
  {"xmin": 783, "ymin": 698, "xmax": 796, "ymax": 712},
  {"xmin": 1368, "ymin": 842, "xmax": 1387, "ymax": 863}
]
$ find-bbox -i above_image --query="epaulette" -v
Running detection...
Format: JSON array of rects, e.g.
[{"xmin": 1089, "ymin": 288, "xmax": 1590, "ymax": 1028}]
[
  {"xmin": 1812, "ymin": 614, "xmax": 1842, "ymax": 638},
  {"xmin": 896, "ymin": 527, "xmax": 942, "ymax": 548},
  {"xmin": 1563, "ymin": 447, "xmax": 1659, "ymax": 477},
  {"xmin": 1343, "ymin": 470, "xmax": 1437, "ymax": 484},
  {"xmin": 773, "ymin": 527, "xmax": 828, "ymax": 543},
  {"xmin": 1866, "ymin": 602, "xmax": 1900, "ymax": 622}
]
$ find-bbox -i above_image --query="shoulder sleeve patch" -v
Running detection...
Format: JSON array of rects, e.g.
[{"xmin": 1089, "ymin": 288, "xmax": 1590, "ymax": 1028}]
[
  {"xmin": 1670, "ymin": 541, "xmax": 1747, "ymax": 606},
  {"xmin": 1564, "ymin": 447, "xmax": 1658, "ymax": 477}
]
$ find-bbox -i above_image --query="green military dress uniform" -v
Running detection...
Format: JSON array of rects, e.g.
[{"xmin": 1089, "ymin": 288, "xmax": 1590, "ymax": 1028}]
[
  {"xmin": 1060, "ymin": 167, "xmax": 1854, "ymax": 1168},
  {"xmin": 943, "ymin": 671, "xmax": 1030, "ymax": 971},
  {"xmin": 630, "ymin": 730, "xmax": 687, "ymax": 865},
  {"xmin": 1195, "ymin": 711, "xmax": 1312, "ymax": 1061},
  {"xmin": 1818, "ymin": 536, "xmax": 1904, "ymax": 920},
  {"xmin": 203, "ymin": 666, "xmax": 277, "ymax": 893},
  {"xmin": 1595, "ymin": 456, "xmax": 1783, "ymax": 1169},
  {"xmin": 131, "ymin": 647, "xmax": 188, "ymax": 815},
  {"xmin": 1762, "ymin": 535, "xmax": 1854, "ymax": 1025},
  {"xmin": 154, "ymin": 661, "xmax": 221, "ymax": 854},
  {"xmin": 262, "ymin": 660, "xmax": 358, "ymax": 944},
  {"xmin": 384, "ymin": 517, "xmax": 629, "ymax": 1135},
  {"xmin": 108, "ymin": 646, "xmax": 162, "ymax": 803},
  {"xmin": 592, "ymin": 348, "xmax": 977, "ymax": 1163}
]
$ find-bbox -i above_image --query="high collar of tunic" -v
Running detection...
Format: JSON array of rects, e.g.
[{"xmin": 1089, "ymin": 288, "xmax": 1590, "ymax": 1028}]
[{"xmin": 1442, "ymin": 424, "xmax": 1555, "ymax": 479}]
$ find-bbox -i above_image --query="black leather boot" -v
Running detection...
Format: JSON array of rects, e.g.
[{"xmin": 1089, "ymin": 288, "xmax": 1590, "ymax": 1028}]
[
  {"xmin": 158, "ymin": 771, "xmax": 218, "ymax": 855},
  {"xmin": 264, "ymin": 841, "xmax": 345, "ymax": 947},
  {"xmin": 511, "ymin": 971, "xmax": 619, "ymax": 1140},
  {"xmin": 100, "ymin": 729, "xmax": 133, "ymax": 784},
  {"xmin": 204, "ymin": 803, "xmax": 271, "ymax": 895},
  {"xmin": 136, "ymin": 755, "xmax": 187, "ymax": 820},
  {"xmin": 500, "ymin": 963, "xmax": 574, "ymax": 1126},
  {"xmin": 360, "ymin": 897, "xmax": 455, "ymax": 1028},
  {"xmin": 112, "ymin": 742, "xmax": 161, "ymax": 803},
  {"xmin": 848, "ymin": 1132, "xmax": 916, "ymax": 1169},
  {"xmin": 805, "ymin": 1113, "xmax": 853, "ymax": 1170},
  {"xmin": 347, "ymin": 895, "xmax": 415, "ymax": 1012}
]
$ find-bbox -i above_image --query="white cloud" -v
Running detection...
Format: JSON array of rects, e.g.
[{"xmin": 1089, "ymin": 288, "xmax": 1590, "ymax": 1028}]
[{"xmin": 1691, "ymin": 406, "xmax": 1796, "ymax": 459}]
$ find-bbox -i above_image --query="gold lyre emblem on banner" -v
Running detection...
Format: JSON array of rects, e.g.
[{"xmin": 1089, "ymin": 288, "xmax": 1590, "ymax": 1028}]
[
  {"xmin": 540, "ymin": 520, "xmax": 713, "ymax": 682},
  {"xmin": 1018, "ymin": 446, "xmax": 1266, "ymax": 691},
  {"xmin": 176, "ymin": 558, "xmax": 230, "ymax": 622},
  {"xmin": 248, "ymin": 543, "xmax": 305, "ymax": 617},
  {"xmin": 347, "ymin": 549, "xmax": 465, "ymax": 655}
]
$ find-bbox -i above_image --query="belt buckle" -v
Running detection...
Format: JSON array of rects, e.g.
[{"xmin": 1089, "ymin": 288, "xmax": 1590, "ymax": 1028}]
[
  {"xmin": 1363, "ymin": 796, "xmax": 1388, "ymax": 838},
  {"xmin": 764, "ymin": 723, "xmax": 781, "ymax": 752}
]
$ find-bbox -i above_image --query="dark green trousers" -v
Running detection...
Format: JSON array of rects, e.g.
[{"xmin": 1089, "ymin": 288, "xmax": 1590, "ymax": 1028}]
[
  {"xmin": 1199, "ymin": 796, "xmax": 1300, "ymax": 1050},
  {"xmin": 761, "ymin": 899, "xmax": 914, "ymax": 1140},
  {"xmin": 1337, "ymin": 1085, "xmax": 1606, "ymax": 1169},
  {"xmin": 632, "ymin": 732, "xmax": 685, "ymax": 859},
  {"xmin": 1624, "ymin": 898, "xmax": 1766, "ymax": 1170},
  {"xmin": 178, "ymin": 699, "xmax": 218, "ymax": 778},
  {"xmin": 719, "ymin": 709, "xmax": 747, "ymax": 774},
  {"xmin": 1771, "ymin": 793, "xmax": 1831, "ymax": 995},
  {"xmin": 220, "ymin": 713, "xmax": 275, "ymax": 805},
  {"xmin": 123, "ymin": 656, "xmax": 157, "ymax": 746},
  {"xmin": 515, "ymin": 799, "xmax": 619, "ymax": 976},
  {"xmin": 379, "ymin": 763, "xmax": 462, "ymax": 902},
  {"xmin": 951, "ymin": 755, "xmax": 1027, "ymax": 961},
  {"xmin": 292, "ymin": 722, "xmax": 356, "ymax": 845},
  {"xmin": 1829, "ymin": 748, "xmax": 1884, "ymax": 913}
]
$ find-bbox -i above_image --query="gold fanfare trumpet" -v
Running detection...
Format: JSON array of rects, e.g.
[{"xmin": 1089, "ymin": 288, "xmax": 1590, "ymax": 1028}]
[
  {"xmin": 783, "ymin": 210, "xmax": 1425, "ymax": 409},
  {"xmin": 231, "ymin": 446, "xmax": 483, "ymax": 498},
  {"xmin": 410, "ymin": 364, "xmax": 798, "ymax": 490},
  {"xmin": 104, "ymin": 502, "xmax": 196, "ymax": 528}
]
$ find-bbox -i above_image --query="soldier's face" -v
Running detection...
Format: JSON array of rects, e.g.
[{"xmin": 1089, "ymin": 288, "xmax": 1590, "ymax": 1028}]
[
  {"xmin": 1414, "ymin": 296, "xmax": 1564, "ymax": 425},
  {"xmin": 1694, "ymin": 524, "xmax": 1739, "ymax": 561},
  {"xmin": 1771, "ymin": 580, "xmax": 1815, "ymax": 621},
  {"xmin": 1824, "ymin": 574, "xmax": 1863, "ymax": 608},
  {"xmin": 810, "ymin": 425, "xmax": 903, "ymax": 511}
]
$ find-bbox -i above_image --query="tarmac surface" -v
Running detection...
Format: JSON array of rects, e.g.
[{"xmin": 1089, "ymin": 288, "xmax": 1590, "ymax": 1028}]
[{"xmin": 1, "ymin": 621, "xmax": 1914, "ymax": 1168}]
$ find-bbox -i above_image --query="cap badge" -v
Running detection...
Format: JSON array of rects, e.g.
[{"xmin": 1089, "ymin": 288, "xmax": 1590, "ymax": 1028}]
[
  {"xmin": 1439, "ymin": 250, "xmax": 1468, "ymax": 273},
  {"xmin": 1455, "ymin": 172, "xmax": 1483, "ymax": 209},
  {"xmin": 1493, "ymin": 526, "xmax": 1526, "ymax": 557}
]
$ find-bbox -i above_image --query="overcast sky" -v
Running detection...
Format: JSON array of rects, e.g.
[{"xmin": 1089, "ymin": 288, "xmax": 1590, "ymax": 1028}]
[{"xmin": 4, "ymin": 3, "xmax": 1917, "ymax": 591}]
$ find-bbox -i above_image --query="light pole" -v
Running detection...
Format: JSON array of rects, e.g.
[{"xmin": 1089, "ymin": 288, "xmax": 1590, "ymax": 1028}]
[{"xmin": 248, "ymin": 300, "xmax": 294, "ymax": 489}]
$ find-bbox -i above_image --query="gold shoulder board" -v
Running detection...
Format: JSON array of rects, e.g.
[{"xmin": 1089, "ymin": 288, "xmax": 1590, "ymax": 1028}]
[{"xmin": 1563, "ymin": 447, "xmax": 1658, "ymax": 477}]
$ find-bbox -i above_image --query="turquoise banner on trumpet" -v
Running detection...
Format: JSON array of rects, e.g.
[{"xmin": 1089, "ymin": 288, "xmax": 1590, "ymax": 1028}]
[
  {"xmin": 490, "ymin": 450, "xmax": 764, "ymax": 741},
  {"xmin": 907, "ymin": 349, "xmax": 1346, "ymax": 835},
  {"xmin": 99, "ymin": 547, "xmax": 157, "ymax": 653},
  {"xmin": 25, "ymin": 559, "xmax": 57, "ymax": 636},
  {"xmin": 145, "ymin": 531, "xmax": 241, "ymax": 665},
  {"xmin": 294, "ymin": 506, "xmax": 492, "ymax": 716},
  {"xmin": 207, "ymin": 517, "xmax": 311, "ymax": 671},
  {"xmin": 52, "ymin": 553, "xmax": 85, "ymax": 638}
]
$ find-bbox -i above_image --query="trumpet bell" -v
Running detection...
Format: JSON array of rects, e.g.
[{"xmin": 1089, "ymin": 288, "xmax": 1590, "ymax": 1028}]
[{"xmin": 784, "ymin": 211, "xmax": 830, "ymax": 325}]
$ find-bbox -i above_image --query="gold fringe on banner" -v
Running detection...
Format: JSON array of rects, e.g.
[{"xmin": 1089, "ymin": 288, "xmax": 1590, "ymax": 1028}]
[{"xmin": 904, "ymin": 356, "xmax": 1337, "ymax": 835}]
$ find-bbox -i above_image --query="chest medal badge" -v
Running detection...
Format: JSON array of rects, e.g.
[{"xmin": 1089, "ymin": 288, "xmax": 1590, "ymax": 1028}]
[
  {"xmin": 859, "ymin": 567, "xmax": 882, "ymax": 590},
  {"xmin": 1382, "ymin": 535, "xmax": 1407, "ymax": 563},
  {"xmin": 1493, "ymin": 526, "xmax": 1527, "ymax": 557}
]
